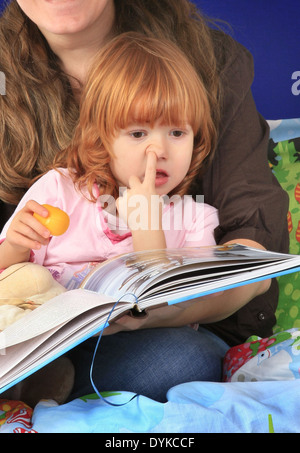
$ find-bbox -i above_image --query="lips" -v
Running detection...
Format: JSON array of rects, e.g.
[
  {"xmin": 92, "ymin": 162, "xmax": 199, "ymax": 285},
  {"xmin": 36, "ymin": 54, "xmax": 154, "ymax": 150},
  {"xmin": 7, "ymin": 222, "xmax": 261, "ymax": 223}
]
[{"xmin": 155, "ymin": 169, "xmax": 169, "ymax": 186}]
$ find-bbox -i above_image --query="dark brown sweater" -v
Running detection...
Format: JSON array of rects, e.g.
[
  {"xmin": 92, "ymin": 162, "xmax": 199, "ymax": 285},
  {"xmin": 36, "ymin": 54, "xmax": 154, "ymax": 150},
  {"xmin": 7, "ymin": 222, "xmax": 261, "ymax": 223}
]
[{"xmin": 193, "ymin": 41, "xmax": 289, "ymax": 345}]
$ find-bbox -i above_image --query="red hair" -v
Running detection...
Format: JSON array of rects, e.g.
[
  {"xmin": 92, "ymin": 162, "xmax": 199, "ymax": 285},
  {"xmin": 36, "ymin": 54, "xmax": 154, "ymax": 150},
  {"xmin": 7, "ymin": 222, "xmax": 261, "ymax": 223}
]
[{"xmin": 58, "ymin": 32, "xmax": 216, "ymax": 200}]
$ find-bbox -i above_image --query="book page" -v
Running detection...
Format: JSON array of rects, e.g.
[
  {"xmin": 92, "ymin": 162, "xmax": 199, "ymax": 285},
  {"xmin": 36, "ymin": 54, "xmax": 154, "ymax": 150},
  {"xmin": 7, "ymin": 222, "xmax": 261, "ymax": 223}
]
[
  {"xmin": 81, "ymin": 244, "xmax": 300, "ymax": 304},
  {"xmin": 0, "ymin": 289, "xmax": 115, "ymax": 348},
  {"xmin": 0, "ymin": 293, "xmax": 133, "ymax": 390}
]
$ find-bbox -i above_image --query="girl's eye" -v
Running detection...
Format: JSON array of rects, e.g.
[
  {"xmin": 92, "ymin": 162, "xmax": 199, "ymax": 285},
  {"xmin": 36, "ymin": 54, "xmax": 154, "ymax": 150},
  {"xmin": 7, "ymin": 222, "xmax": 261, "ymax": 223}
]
[
  {"xmin": 171, "ymin": 130, "xmax": 184, "ymax": 138},
  {"xmin": 130, "ymin": 131, "xmax": 145, "ymax": 139}
]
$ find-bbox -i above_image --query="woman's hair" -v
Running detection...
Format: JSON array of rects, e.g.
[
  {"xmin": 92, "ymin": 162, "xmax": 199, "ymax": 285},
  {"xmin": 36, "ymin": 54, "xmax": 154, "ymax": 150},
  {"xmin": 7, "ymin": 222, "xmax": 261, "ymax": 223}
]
[
  {"xmin": 57, "ymin": 32, "xmax": 216, "ymax": 201},
  {"xmin": 0, "ymin": 0, "xmax": 232, "ymax": 205},
  {"xmin": 0, "ymin": 1, "xmax": 79, "ymax": 204}
]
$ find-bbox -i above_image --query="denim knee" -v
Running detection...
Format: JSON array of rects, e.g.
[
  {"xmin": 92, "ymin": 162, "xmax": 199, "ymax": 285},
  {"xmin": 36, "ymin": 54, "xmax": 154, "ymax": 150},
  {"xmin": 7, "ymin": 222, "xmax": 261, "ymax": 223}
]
[{"xmin": 68, "ymin": 326, "xmax": 229, "ymax": 402}]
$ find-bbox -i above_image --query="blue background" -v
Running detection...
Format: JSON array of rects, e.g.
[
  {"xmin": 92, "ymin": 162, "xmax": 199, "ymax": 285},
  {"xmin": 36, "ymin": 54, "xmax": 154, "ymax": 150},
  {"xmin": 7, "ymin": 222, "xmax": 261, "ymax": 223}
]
[
  {"xmin": 0, "ymin": 0, "xmax": 299, "ymax": 119},
  {"xmin": 195, "ymin": 0, "xmax": 299, "ymax": 119}
]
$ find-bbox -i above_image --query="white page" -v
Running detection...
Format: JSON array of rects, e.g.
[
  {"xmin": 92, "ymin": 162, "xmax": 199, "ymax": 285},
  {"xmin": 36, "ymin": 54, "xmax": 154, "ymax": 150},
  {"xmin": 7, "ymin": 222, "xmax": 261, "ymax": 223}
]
[{"xmin": 0, "ymin": 289, "xmax": 115, "ymax": 348}]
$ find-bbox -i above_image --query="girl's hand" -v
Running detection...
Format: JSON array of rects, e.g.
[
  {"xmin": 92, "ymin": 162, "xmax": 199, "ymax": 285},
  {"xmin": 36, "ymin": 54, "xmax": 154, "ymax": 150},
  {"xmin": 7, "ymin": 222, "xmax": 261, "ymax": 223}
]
[
  {"xmin": 116, "ymin": 151, "xmax": 161, "ymax": 231},
  {"xmin": 116, "ymin": 152, "xmax": 167, "ymax": 251},
  {"xmin": 5, "ymin": 200, "xmax": 51, "ymax": 254}
]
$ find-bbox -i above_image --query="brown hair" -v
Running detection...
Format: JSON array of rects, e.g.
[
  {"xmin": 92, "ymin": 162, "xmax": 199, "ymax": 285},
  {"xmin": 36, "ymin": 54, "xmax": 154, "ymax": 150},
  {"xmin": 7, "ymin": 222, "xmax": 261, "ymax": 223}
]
[
  {"xmin": 0, "ymin": 0, "xmax": 231, "ymax": 205},
  {"xmin": 57, "ymin": 32, "xmax": 216, "ymax": 200},
  {"xmin": 0, "ymin": 2, "xmax": 79, "ymax": 204}
]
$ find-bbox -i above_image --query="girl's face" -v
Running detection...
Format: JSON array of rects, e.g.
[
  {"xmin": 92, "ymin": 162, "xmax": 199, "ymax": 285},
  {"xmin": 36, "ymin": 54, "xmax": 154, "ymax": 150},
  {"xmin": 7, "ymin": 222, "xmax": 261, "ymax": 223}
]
[
  {"xmin": 16, "ymin": 0, "xmax": 115, "ymax": 38},
  {"xmin": 109, "ymin": 121, "xmax": 194, "ymax": 196}
]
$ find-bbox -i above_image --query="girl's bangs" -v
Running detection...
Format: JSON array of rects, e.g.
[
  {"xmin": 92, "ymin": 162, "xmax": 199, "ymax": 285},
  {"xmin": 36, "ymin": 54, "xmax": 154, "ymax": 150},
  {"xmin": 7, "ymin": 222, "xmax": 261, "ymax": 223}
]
[
  {"xmin": 125, "ymin": 91, "xmax": 191, "ymax": 129},
  {"xmin": 110, "ymin": 63, "xmax": 200, "ymax": 133}
]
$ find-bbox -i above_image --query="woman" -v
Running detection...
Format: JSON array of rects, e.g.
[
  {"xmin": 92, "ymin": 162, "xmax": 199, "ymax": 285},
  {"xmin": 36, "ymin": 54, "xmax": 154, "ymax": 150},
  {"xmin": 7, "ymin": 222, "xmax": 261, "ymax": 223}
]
[{"xmin": 0, "ymin": 0, "xmax": 288, "ymax": 403}]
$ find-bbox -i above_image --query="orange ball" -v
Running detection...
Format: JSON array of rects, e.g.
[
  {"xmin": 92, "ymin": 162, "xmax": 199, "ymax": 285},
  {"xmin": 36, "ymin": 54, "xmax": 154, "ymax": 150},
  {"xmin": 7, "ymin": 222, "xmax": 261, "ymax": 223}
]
[{"xmin": 34, "ymin": 204, "xmax": 70, "ymax": 236}]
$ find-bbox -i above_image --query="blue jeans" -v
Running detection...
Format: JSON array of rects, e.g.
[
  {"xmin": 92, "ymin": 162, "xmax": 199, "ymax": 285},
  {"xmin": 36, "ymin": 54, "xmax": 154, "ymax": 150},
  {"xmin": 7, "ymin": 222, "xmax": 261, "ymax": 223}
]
[{"xmin": 67, "ymin": 326, "xmax": 229, "ymax": 403}]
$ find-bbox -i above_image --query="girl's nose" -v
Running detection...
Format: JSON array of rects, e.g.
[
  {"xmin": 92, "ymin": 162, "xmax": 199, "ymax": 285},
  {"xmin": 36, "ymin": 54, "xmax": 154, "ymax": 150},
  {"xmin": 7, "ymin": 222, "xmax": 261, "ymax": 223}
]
[{"xmin": 146, "ymin": 140, "xmax": 168, "ymax": 160}]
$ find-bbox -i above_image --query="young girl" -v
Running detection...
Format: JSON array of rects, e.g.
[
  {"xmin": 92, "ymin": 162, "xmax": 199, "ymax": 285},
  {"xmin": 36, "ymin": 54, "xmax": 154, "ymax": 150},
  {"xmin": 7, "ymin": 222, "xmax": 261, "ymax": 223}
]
[
  {"xmin": 0, "ymin": 32, "xmax": 219, "ymax": 286},
  {"xmin": 0, "ymin": 33, "xmax": 269, "ymax": 404},
  {"xmin": 0, "ymin": 32, "xmax": 224, "ymax": 405}
]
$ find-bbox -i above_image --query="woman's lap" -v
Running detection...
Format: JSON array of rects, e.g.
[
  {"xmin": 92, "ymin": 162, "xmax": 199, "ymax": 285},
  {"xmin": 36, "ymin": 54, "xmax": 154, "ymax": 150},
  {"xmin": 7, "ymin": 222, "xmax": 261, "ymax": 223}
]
[{"xmin": 67, "ymin": 326, "xmax": 229, "ymax": 403}]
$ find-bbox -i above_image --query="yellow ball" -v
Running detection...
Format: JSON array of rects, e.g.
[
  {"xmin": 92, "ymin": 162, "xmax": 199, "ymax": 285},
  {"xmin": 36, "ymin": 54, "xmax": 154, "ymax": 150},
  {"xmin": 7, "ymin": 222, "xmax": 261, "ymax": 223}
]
[{"xmin": 34, "ymin": 204, "xmax": 70, "ymax": 236}]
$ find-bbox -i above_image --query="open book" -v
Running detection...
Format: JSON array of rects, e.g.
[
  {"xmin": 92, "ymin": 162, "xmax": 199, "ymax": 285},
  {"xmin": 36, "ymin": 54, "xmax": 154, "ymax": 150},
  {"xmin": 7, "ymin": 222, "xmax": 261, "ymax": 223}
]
[{"xmin": 1, "ymin": 244, "xmax": 300, "ymax": 393}]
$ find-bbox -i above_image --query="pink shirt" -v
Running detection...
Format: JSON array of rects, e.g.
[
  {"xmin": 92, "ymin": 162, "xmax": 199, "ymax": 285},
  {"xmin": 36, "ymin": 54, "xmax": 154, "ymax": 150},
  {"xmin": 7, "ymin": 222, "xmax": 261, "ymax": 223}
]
[{"xmin": 0, "ymin": 169, "xmax": 218, "ymax": 289}]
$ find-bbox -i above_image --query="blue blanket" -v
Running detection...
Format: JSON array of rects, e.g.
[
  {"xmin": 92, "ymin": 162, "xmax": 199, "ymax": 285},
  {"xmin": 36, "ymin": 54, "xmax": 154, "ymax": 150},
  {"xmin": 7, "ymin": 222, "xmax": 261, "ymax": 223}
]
[{"xmin": 1, "ymin": 379, "xmax": 299, "ymax": 433}]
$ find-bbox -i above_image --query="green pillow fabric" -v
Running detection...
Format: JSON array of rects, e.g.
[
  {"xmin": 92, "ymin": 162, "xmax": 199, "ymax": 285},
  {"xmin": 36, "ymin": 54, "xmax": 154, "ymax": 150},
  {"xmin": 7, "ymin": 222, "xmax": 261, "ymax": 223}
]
[{"xmin": 268, "ymin": 137, "xmax": 300, "ymax": 332}]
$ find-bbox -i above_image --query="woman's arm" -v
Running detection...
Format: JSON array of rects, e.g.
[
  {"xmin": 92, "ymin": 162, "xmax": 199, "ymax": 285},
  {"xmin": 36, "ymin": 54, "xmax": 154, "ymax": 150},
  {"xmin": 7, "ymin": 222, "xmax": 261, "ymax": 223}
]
[
  {"xmin": 145, "ymin": 238, "xmax": 271, "ymax": 327},
  {"xmin": 143, "ymin": 278, "xmax": 270, "ymax": 329},
  {"xmin": 103, "ymin": 272, "xmax": 269, "ymax": 334},
  {"xmin": 103, "ymin": 239, "xmax": 270, "ymax": 335}
]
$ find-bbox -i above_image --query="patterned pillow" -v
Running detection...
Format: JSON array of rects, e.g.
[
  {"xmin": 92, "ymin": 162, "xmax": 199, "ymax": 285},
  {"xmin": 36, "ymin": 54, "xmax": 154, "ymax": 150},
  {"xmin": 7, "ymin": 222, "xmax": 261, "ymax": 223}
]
[
  {"xmin": 223, "ymin": 328, "xmax": 300, "ymax": 382},
  {"xmin": 268, "ymin": 137, "xmax": 300, "ymax": 332}
]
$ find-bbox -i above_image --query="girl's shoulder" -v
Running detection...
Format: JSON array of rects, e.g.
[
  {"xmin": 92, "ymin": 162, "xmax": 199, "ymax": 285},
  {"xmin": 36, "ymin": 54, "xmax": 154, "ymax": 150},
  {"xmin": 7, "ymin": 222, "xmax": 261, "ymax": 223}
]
[
  {"xmin": 33, "ymin": 168, "xmax": 77, "ymax": 194},
  {"xmin": 23, "ymin": 168, "xmax": 84, "ymax": 210},
  {"xmin": 36, "ymin": 167, "xmax": 72, "ymax": 183}
]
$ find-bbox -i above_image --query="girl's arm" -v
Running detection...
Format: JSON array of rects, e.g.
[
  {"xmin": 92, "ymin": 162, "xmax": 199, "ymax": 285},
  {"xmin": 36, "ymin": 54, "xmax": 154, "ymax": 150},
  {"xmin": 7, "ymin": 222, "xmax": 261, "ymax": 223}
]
[
  {"xmin": 116, "ymin": 151, "xmax": 166, "ymax": 251},
  {"xmin": 0, "ymin": 201, "xmax": 50, "ymax": 269}
]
